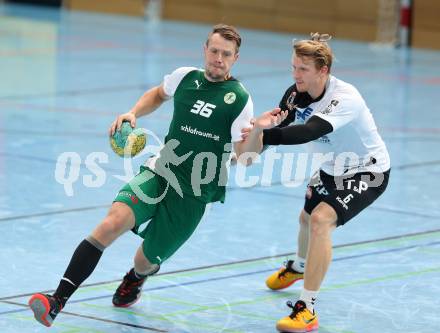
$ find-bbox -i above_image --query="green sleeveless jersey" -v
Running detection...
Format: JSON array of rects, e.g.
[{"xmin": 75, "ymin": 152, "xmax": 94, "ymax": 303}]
[{"xmin": 152, "ymin": 67, "xmax": 253, "ymax": 203}]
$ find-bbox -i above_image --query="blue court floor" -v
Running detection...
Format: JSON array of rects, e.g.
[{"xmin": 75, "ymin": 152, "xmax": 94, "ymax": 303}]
[{"xmin": 1, "ymin": 3, "xmax": 440, "ymax": 333}]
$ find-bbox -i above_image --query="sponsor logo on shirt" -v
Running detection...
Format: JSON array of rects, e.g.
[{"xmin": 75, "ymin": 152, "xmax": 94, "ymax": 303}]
[
  {"xmin": 342, "ymin": 156, "xmax": 377, "ymax": 174},
  {"xmin": 118, "ymin": 191, "xmax": 139, "ymax": 204},
  {"xmin": 286, "ymin": 91, "xmax": 297, "ymax": 110},
  {"xmin": 317, "ymin": 135, "xmax": 330, "ymax": 144},
  {"xmin": 320, "ymin": 99, "xmax": 339, "ymax": 114},
  {"xmin": 224, "ymin": 92, "xmax": 236, "ymax": 104},
  {"xmin": 181, "ymin": 125, "xmax": 220, "ymax": 141},
  {"xmin": 194, "ymin": 80, "xmax": 202, "ymax": 89},
  {"xmin": 296, "ymin": 107, "xmax": 313, "ymax": 123}
]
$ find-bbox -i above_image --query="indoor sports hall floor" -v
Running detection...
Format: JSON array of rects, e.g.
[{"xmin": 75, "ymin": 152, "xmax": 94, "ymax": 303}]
[{"xmin": 1, "ymin": 4, "xmax": 439, "ymax": 333}]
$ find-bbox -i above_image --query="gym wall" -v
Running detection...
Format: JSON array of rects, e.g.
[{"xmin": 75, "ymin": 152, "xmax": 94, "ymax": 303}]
[
  {"xmin": 411, "ymin": 0, "xmax": 440, "ymax": 49},
  {"xmin": 161, "ymin": 0, "xmax": 397, "ymax": 43},
  {"xmin": 59, "ymin": 0, "xmax": 440, "ymax": 50},
  {"xmin": 63, "ymin": 0, "xmax": 147, "ymax": 17}
]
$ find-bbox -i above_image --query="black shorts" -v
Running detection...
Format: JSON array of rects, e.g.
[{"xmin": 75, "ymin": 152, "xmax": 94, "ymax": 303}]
[{"xmin": 304, "ymin": 169, "xmax": 390, "ymax": 226}]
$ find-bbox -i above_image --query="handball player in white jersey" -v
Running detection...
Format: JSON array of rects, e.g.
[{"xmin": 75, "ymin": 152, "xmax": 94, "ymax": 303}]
[{"xmin": 245, "ymin": 33, "xmax": 390, "ymax": 332}]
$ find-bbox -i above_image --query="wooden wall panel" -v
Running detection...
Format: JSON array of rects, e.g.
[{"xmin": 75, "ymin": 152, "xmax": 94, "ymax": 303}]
[
  {"xmin": 412, "ymin": 0, "xmax": 440, "ymax": 49},
  {"xmin": 162, "ymin": 0, "xmax": 383, "ymax": 42},
  {"xmin": 162, "ymin": 1, "xmax": 219, "ymax": 24},
  {"xmin": 412, "ymin": 0, "xmax": 440, "ymax": 30},
  {"xmin": 64, "ymin": 0, "xmax": 147, "ymax": 17},
  {"xmin": 335, "ymin": 23, "xmax": 377, "ymax": 42},
  {"xmin": 412, "ymin": 30, "xmax": 440, "ymax": 49},
  {"xmin": 337, "ymin": 0, "xmax": 379, "ymax": 21}
]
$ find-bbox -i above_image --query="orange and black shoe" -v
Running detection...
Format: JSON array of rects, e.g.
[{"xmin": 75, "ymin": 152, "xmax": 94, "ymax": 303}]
[
  {"xmin": 112, "ymin": 269, "xmax": 147, "ymax": 307},
  {"xmin": 266, "ymin": 260, "xmax": 304, "ymax": 290},
  {"xmin": 276, "ymin": 300, "xmax": 319, "ymax": 333},
  {"xmin": 28, "ymin": 293, "xmax": 63, "ymax": 327}
]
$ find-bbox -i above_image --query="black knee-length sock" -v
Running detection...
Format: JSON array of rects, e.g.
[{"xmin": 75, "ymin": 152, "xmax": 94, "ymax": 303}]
[{"xmin": 53, "ymin": 237, "xmax": 105, "ymax": 307}]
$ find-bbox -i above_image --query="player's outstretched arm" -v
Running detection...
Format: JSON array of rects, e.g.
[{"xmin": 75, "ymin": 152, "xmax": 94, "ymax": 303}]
[{"xmin": 233, "ymin": 108, "xmax": 287, "ymax": 165}]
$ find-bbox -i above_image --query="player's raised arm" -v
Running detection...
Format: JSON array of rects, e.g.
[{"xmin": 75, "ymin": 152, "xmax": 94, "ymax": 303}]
[{"xmin": 234, "ymin": 108, "xmax": 287, "ymax": 165}]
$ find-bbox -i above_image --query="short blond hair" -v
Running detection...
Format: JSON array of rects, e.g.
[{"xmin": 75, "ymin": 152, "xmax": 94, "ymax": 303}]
[
  {"xmin": 294, "ymin": 33, "xmax": 333, "ymax": 72},
  {"xmin": 206, "ymin": 24, "xmax": 242, "ymax": 54}
]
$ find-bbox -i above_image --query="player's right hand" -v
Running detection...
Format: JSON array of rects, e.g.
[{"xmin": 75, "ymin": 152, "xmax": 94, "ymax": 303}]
[
  {"xmin": 253, "ymin": 108, "xmax": 288, "ymax": 130},
  {"xmin": 109, "ymin": 111, "xmax": 137, "ymax": 136}
]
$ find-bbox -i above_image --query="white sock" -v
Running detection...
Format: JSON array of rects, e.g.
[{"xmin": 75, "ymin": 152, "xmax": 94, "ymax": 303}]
[
  {"xmin": 300, "ymin": 288, "xmax": 318, "ymax": 313},
  {"xmin": 292, "ymin": 255, "xmax": 306, "ymax": 273}
]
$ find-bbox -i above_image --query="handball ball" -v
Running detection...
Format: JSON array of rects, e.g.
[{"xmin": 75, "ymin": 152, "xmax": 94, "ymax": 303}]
[{"xmin": 110, "ymin": 122, "xmax": 146, "ymax": 157}]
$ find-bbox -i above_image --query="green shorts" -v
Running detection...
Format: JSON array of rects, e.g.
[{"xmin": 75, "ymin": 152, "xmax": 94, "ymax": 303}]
[{"xmin": 114, "ymin": 167, "xmax": 207, "ymax": 265}]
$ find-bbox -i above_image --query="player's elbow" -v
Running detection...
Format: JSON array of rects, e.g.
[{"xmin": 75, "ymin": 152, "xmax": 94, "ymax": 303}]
[{"xmin": 156, "ymin": 85, "xmax": 171, "ymax": 102}]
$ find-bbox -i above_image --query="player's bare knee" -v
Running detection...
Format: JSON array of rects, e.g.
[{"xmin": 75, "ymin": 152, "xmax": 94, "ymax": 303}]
[
  {"xmin": 93, "ymin": 211, "xmax": 133, "ymax": 245},
  {"xmin": 309, "ymin": 211, "xmax": 333, "ymax": 237},
  {"xmin": 107, "ymin": 204, "xmax": 134, "ymax": 232},
  {"xmin": 92, "ymin": 220, "xmax": 119, "ymax": 246},
  {"xmin": 101, "ymin": 216, "xmax": 123, "ymax": 236}
]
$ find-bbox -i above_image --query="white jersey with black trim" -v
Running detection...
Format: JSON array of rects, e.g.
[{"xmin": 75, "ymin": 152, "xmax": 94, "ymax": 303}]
[{"xmin": 295, "ymin": 75, "xmax": 390, "ymax": 176}]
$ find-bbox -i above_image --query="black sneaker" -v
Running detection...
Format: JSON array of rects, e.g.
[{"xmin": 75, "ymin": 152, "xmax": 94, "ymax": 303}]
[
  {"xmin": 28, "ymin": 293, "xmax": 63, "ymax": 327},
  {"xmin": 112, "ymin": 270, "xmax": 147, "ymax": 307}
]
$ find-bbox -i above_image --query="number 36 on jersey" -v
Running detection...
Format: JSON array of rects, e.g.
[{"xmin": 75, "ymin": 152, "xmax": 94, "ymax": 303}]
[{"xmin": 190, "ymin": 100, "xmax": 216, "ymax": 118}]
